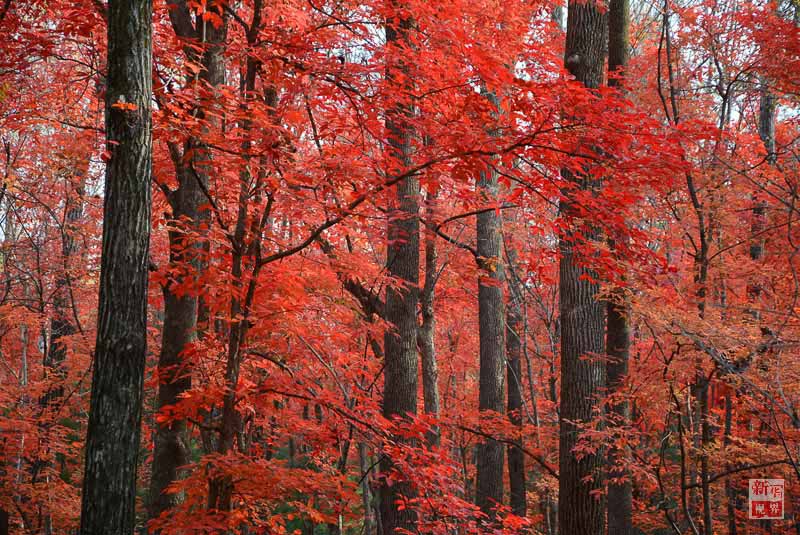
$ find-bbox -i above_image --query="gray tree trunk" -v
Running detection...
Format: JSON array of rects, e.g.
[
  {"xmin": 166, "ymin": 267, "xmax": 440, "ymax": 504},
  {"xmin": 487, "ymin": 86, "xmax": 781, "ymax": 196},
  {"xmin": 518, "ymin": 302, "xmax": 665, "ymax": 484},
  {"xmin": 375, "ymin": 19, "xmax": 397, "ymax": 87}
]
[
  {"xmin": 419, "ymin": 188, "xmax": 440, "ymax": 446},
  {"xmin": 475, "ymin": 160, "xmax": 505, "ymax": 519},
  {"xmin": 505, "ymin": 235, "xmax": 526, "ymax": 518},
  {"xmin": 380, "ymin": 4, "xmax": 419, "ymax": 533},
  {"xmin": 79, "ymin": 0, "xmax": 152, "ymax": 531},
  {"xmin": 558, "ymin": 3, "xmax": 607, "ymax": 535},
  {"xmin": 606, "ymin": 1, "xmax": 633, "ymax": 534}
]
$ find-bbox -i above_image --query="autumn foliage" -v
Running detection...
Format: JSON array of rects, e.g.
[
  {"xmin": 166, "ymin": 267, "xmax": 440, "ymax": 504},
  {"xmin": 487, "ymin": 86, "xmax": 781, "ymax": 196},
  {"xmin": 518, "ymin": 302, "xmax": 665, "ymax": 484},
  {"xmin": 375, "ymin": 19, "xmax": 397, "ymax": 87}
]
[{"xmin": 1, "ymin": 0, "xmax": 800, "ymax": 534}]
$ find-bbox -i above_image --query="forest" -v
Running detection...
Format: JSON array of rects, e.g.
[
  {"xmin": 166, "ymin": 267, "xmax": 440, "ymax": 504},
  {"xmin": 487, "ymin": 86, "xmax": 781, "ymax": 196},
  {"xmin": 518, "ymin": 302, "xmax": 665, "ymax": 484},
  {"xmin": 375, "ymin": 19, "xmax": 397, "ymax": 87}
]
[{"xmin": 0, "ymin": 0, "xmax": 799, "ymax": 533}]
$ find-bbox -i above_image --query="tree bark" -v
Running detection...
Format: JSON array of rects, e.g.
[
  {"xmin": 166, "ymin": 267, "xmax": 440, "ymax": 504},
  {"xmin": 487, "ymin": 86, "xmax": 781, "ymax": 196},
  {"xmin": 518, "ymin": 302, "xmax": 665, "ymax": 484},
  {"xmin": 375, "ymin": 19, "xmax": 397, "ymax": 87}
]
[
  {"xmin": 380, "ymin": 3, "xmax": 419, "ymax": 532},
  {"xmin": 148, "ymin": 2, "xmax": 227, "ymax": 520},
  {"xmin": 505, "ymin": 235, "xmax": 526, "ymax": 518},
  {"xmin": 419, "ymin": 188, "xmax": 440, "ymax": 446},
  {"xmin": 475, "ymin": 158, "xmax": 505, "ymax": 519},
  {"xmin": 606, "ymin": 1, "xmax": 633, "ymax": 534},
  {"xmin": 79, "ymin": 0, "xmax": 152, "ymax": 532},
  {"xmin": 558, "ymin": 3, "xmax": 607, "ymax": 535}
]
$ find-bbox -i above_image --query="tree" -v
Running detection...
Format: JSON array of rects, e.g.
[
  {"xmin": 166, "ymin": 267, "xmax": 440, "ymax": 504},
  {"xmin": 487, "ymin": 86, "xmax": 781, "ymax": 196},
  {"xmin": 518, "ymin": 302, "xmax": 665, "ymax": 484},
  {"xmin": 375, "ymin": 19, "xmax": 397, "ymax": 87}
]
[
  {"xmin": 558, "ymin": 2, "xmax": 607, "ymax": 534},
  {"xmin": 2, "ymin": 1, "xmax": 800, "ymax": 534},
  {"xmin": 419, "ymin": 186, "xmax": 441, "ymax": 446},
  {"xmin": 79, "ymin": 0, "xmax": 152, "ymax": 532},
  {"xmin": 475, "ymin": 125, "xmax": 506, "ymax": 520},
  {"xmin": 605, "ymin": 1, "xmax": 633, "ymax": 534},
  {"xmin": 380, "ymin": 1, "xmax": 420, "ymax": 531},
  {"xmin": 505, "ymin": 231, "xmax": 526, "ymax": 518},
  {"xmin": 149, "ymin": 0, "xmax": 227, "ymax": 519}
]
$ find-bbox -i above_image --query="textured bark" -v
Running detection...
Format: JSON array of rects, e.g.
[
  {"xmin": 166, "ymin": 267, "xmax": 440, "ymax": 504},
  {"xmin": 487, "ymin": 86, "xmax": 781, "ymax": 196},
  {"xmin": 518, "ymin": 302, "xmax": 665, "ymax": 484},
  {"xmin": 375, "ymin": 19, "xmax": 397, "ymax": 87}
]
[
  {"xmin": 79, "ymin": 0, "xmax": 152, "ymax": 532},
  {"xmin": 558, "ymin": 3, "xmax": 607, "ymax": 535},
  {"xmin": 505, "ymin": 236, "xmax": 526, "ymax": 518},
  {"xmin": 475, "ymin": 161, "xmax": 505, "ymax": 519},
  {"xmin": 148, "ymin": 2, "xmax": 227, "ymax": 520},
  {"xmin": 605, "ymin": 296, "xmax": 632, "ymax": 535},
  {"xmin": 608, "ymin": 0, "xmax": 629, "ymax": 89},
  {"xmin": 606, "ymin": 1, "xmax": 633, "ymax": 534},
  {"xmin": 419, "ymin": 188, "xmax": 440, "ymax": 446},
  {"xmin": 380, "ymin": 4, "xmax": 419, "ymax": 533}
]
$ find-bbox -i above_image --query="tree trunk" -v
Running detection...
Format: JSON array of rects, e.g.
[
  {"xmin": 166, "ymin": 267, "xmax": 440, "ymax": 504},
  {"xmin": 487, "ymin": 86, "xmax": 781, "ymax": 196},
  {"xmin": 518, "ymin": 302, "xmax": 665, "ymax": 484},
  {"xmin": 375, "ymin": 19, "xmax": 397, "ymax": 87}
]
[
  {"xmin": 606, "ymin": 1, "xmax": 633, "ymax": 534},
  {"xmin": 475, "ymin": 158, "xmax": 505, "ymax": 519},
  {"xmin": 206, "ymin": 46, "xmax": 267, "ymax": 514},
  {"xmin": 38, "ymin": 169, "xmax": 85, "ymax": 535},
  {"xmin": 45, "ymin": 171, "xmax": 85, "ymax": 405},
  {"xmin": 359, "ymin": 443, "xmax": 376, "ymax": 535},
  {"xmin": 149, "ymin": 2, "xmax": 227, "ymax": 519},
  {"xmin": 79, "ymin": 0, "xmax": 152, "ymax": 531},
  {"xmin": 505, "ymin": 235, "xmax": 526, "ymax": 518},
  {"xmin": 380, "ymin": 3, "xmax": 419, "ymax": 533},
  {"xmin": 419, "ymin": 187, "xmax": 440, "ymax": 446},
  {"xmin": 558, "ymin": 3, "xmax": 607, "ymax": 535}
]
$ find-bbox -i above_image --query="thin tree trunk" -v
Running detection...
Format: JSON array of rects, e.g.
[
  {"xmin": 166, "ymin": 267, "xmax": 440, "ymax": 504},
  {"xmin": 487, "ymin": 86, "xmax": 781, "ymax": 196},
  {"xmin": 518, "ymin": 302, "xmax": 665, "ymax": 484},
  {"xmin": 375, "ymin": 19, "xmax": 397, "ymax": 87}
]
[
  {"xmin": 149, "ymin": 2, "xmax": 227, "ymax": 519},
  {"xmin": 79, "ymin": 0, "xmax": 152, "ymax": 531},
  {"xmin": 419, "ymin": 187, "xmax": 440, "ymax": 446},
  {"xmin": 723, "ymin": 393, "xmax": 737, "ymax": 535},
  {"xmin": 505, "ymin": 235, "xmax": 526, "ymax": 518},
  {"xmin": 606, "ymin": 1, "xmax": 632, "ymax": 534},
  {"xmin": 206, "ymin": 38, "xmax": 268, "ymax": 512},
  {"xmin": 558, "ymin": 3, "xmax": 607, "ymax": 535},
  {"xmin": 45, "ymin": 171, "xmax": 85, "ymax": 405},
  {"xmin": 38, "ymin": 169, "xmax": 85, "ymax": 535},
  {"xmin": 379, "ymin": 2, "xmax": 419, "ymax": 533},
  {"xmin": 359, "ymin": 443, "xmax": 375, "ymax": 535}
]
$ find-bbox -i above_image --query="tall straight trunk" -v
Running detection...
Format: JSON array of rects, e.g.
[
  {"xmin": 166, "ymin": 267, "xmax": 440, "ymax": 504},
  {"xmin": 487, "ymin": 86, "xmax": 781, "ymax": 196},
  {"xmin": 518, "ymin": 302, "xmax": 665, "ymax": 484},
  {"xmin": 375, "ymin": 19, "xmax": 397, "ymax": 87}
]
[
  {"xmin": 380, "ymin": 3, "xmax": 419, "ymax": 532},
  {"xmin": 505, "ymin": 235, "xmax": 526, "ymax": 518},
  {"xmin": 605, "ymin": 296, "xmax": 632, "ymax": 535},
  {"xmin": 475, "ymin": 159, "xmax": 505, "ymax": 519},
  {"xmin": 605, "ymin": 1, "xmax": 632, "ymax": 534},
  {"xmin": 0, "ymin": 167, "xmax": 9, "ymax": 535},
  {"xmin": 149, "ymin": 2, "xmax": 227, "ymax": 519},
  {"xmin": 419, "ymin": 188, "xmax": 440, "ymax": 446},
  {"xmin": 558, "ymin": 3, "xmax": 607, "ymax": 535},
  {"xmin": 79, "ymin": 0, "xmax": 152, "ymax": 532},
  {"xmin": 723, "ymin": 394, "xmax": 737, "ymax": 535}
]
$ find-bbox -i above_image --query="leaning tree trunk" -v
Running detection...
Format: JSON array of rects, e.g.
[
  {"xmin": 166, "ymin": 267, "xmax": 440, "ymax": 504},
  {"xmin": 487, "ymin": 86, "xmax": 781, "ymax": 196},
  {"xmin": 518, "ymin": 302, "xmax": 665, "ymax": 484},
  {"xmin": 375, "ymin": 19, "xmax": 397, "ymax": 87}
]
[
  {"xmin": 149, "ymin": 1, "xmax": 227, "ymax": 519},
  {"xmin": 558, "ymin": 3, "xmax": 607, "ymax": 535},
  {"xmin": 79, "ymin": 0, "xmax": 152, "ymax": 532},
  {"xmin": 475, "ymin": 152, "xmax": 506, "ymax": 519},
  {"xmin": 380, "ymin": 3, "xmax": 419, "ymax": 533},
  {"xmin": 606, "ymin": 1, "xmax": 633, "ymax": 534}
]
